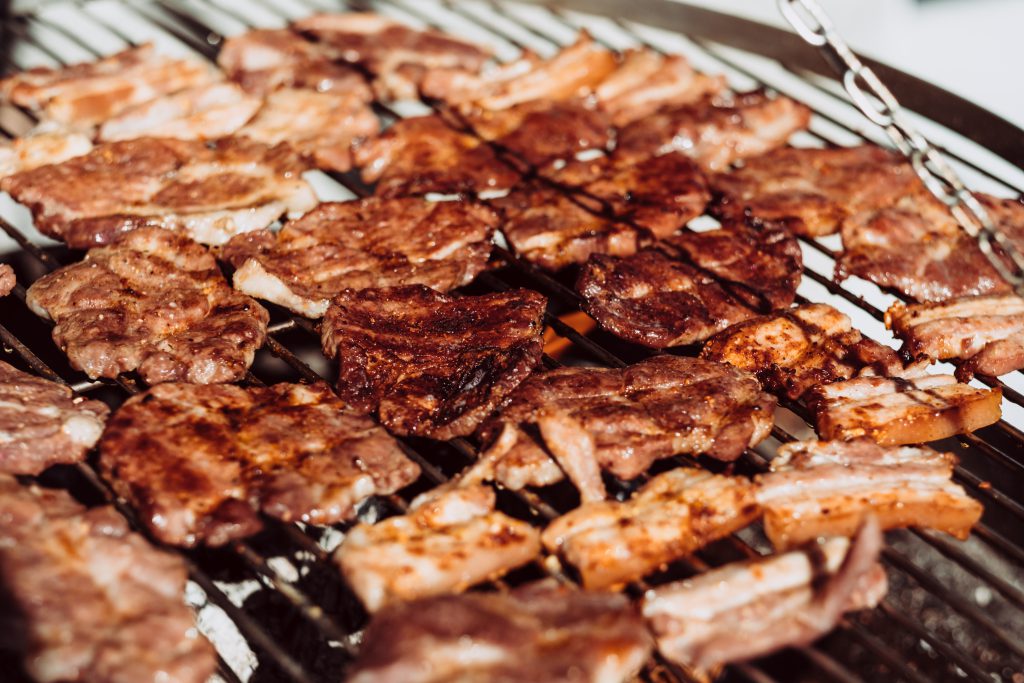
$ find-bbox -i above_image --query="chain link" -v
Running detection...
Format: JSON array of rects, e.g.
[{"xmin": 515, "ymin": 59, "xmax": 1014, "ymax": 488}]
[{"xmin": 778, "ymin": 0, "xmax": 1024, "ymax": 296}]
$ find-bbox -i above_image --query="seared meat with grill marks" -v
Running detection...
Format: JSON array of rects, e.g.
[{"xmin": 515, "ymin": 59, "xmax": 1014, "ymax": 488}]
[
  {"xmin": 0, "ymin": 476, "xmax": 216, "ymax": 683},
  {"xmin": 543, "ymin": 468, "xmax": 759, "ymax": 589},
  {"xmin": 0, "ymin": 130, "xmax": 93, "ymax": 178},
  {"xmin": 701, "ymin": 303, "xmax": 904, "ymax": 400},
  {"xmin": 887, "ymin": 294, "xmax": 1024, "ymax": 381},
  {"xmin": 492, "ymin": 182, "xmax": 642, "ymax": 270},
  {"xmin": 838, "ymin": 192, "xmax": 1024, "ymax": 302},
  {"xmin": 807, "ymin": 371, "xmax": 1002, "ymax": 446},
  {"xmin": 615, "ymin": 91, "xmax": 811, "ymax": 171},
  {"xmin": 1, "ymin": 136, "xmax": 316, "ymax": 248},
  {"xmin": 0, "ymin": 263, "xmax": 13, "ymax": 297},
  {"xmin": 337, "ymin": 485, "xmax": 540, "ymax": 612},
  {"xmin": 712, "ymin": 145, "xmax": 921, "ymax": 237},
  {"xmin": 354, "ymin": 115, "xmax": 519, "ymax": 198},
  {"xmin": 321, "ymin": 285, "xmax": 546, "ymax": 439},
  {"xmin": 348, "ymin": 580, "xmax": 652, "ymax": 683},
  {"xmin": 217, "ymin": 28, "xmax": 371, "ymax": 97},
  {"xmin": 100, "ymin": 381, "xmax": 420, "ymax": 547},
  {"xmin": 643, "ymin": 519, "xmax": 886, "ymax": 670},
  {"xmin": 0, "ymin": 361, "xmax": 108, "ymax": 475},
  {"xmin": 0, "ymin": 43, "xmax": 215, "ymax": 127},
  {"xmin": 26, "ymin": 227, "xmax": 268, "ymax": 384},
  {"xmin": 757, "ymin": 439, "xmax": 981, "ymax": 549},
  {"xmin": 222, "ymin": 198, "xmax": 497, "ymax": 318}
]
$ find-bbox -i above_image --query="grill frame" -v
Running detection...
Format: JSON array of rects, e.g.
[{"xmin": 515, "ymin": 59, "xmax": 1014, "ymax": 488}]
[{"xmin": 1, "ymin": 1, "xmax": 1024, "ymax": 682}]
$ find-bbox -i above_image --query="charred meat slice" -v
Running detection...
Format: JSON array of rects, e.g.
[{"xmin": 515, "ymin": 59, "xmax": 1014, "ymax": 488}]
[
  {"xmin": 886, "ymin": 294, "xmax": 1024, "ymax": 381},
  {"xmin": 0, "ymin": 130, "xmax": 93, "ymax": 178},
  {"xmin": 348, "ymin": 580, "xmax": 652, "ymax": 683},
  {"xmin": 0, "ymin": 476, "xmax": 216, "ymax": 683},
  {"xmin": 26, "ymin": 227, "xmax": 268, "ymax": 384},
  {"xmin": 321, "ymin": 285, "xmax": 546, "ymax": 439},
  {"xmin": 757, "ymin": 439, "xmax": 982, "ymax": 549},
  {"xmin": 0, "ymin": 361, "xmax": 108, "ymax": 475},
  {"xmin": 643, "ymin": 520, "xmax": 887, "ymax": 670},
  {"xmin": 0, "ymin": 263, "xmax": 13, "ymax": 297},
  {"xmin": 100, "ymin": 382, "xmax": 420, "ymax": 547},
  {"xmin": 222, "ymin": 198, "xmax": 497, "ymax": 318},
  {"xmin": 337, "ymin": 485, "xmax": 541, "ymax": 611},
  {"xmin": 1, "ymin": 136, "xmax": 316, "ymax": 248},
  {"xmin": 542, "ymin": 468, "xmax": 759, "ymax": 589},
  {"xmin": 701, "ymin": 303, "xmax": 904, "ymax": 400}
]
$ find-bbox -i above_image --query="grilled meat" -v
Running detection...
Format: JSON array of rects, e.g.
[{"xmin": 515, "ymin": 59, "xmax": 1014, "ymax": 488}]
[
  {"xmin": 354, "ymin": 115, "xmax": 519, "ymax": 198},
  {"xmin": 701, "ymin": 303, "xmax": 904, "ymax": 400},
  {"xmin": 1, "ymin": 136, "xmax": 316, "ymax": 248},
  {"xmin": 0, "ymin": 476, "xmax": 216, "ymax": 683},
  {"xmin": 348, "ymin": 580, "xmax": 653, "ymax": 683},
  {"xmin": 26, "ymin": 227, "xmax": 268, "ymax": 384},
  {"xmin": 807, "ymin": 371, "xmax": 1002, "ymax": 446},
  {"xmin": 321, "ymin": 285, "xmax": 546, "ymax": 439},
  {"xmin": 0, "ymin": 43, "xmax": 215, "ymax": 127},
  {"xmin": 0, "ymin": 361, "xmax": 108, "ymax": 475},
  {"xmin": 0, "ymin": 129, "xmax": 92, "ymax": 178},
  {"xmin": 543, "ymin": 468, "xmax": 759, "ymax": 589},
  {"xmin": 337, "ymin": 485, "xmax": 541, "ymax": 612},
  {"xmin": 886, "ymin": 294, "xmax": 1024, "ymax": 381},
  {"xmin": 100, "ymin": 381, "xmax": 420, "ymax": 547},
  {"xmin": 459, "ymin": 421, "xmax": 567, "ymax": 492},
  {"xmin": 615, "ymin": 91, "xmax": 812, "ymax": 171},
  {"xmin": 0, "ymin": 263, "xmax": 13, "ymax": 297},
  {"xmin": 222, "ymin": 198, "xmax": 497, "ymax": 318},
  {"xmin": 643, "ymin": 519, "xmax": 887, "ymax": 670},
  {"xmin": 757, "ymin": 439, "xmax": 982, "ymax": 549}
]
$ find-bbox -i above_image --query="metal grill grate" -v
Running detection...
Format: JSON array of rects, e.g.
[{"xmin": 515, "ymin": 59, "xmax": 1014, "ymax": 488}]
[{"xmin": 2, "ymin": 1, "xmax": 1023, "ymax": 682}]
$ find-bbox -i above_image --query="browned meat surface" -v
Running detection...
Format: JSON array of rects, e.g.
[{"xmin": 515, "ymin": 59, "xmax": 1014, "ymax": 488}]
[
  {"xmin": 321, "ymin": 285, "xmax": 546, "ymax": 439},
  {"xmin": 26, "ymin": 227, "xmax": 268, "ymax": 384},
  {"xmin": 0, "ymin": 130, "xmax": 93, "ymax": 179},
  {"xmin": 217, "ymin": 28, "xmax": 371, "ymax": 97},
  {"xmin": 492, "ymin": 182, "xmax": 641, "ymax": 270},
  {"xmin": 100, "ymin": 381, "xmax": 420, "ymax": 547},
  {"xmin": 543, "ymin": 468, "xmax": 759, "ymax": 589},
  {"xmin": 1, "ymin": 136, "xmax": 316, "ymax": 248},
  {"xmin": 837, "ymin": 192, "xmax": 1024, "ymax": 302},
  {"xmin": 477, "ymin": 355, "xmax": 776, "ymax": 484},
  {"xmin": 348, "ymin": 580, "xmax": 653, "ymax": 683},
  {"xmin": 757, "ymin": 439, "xmax": 982, "ymax": 549},
  {"xmin": 0, "ymin": 476, "xmax": 216, "ymax": 683},
  {"xmin": 0, "ymin": 361, "xmax": 108, "ymax": 475},
  {"xmin": 701, "ymin": 303, "xmax": 904, "ymax": 400},
  {"xmin": 0, "ymin": 43, "xmax": 215, "ymax": 127},
  {"xmin": 222, "ymin": 198, "xmax": 497, "ymax": 318},
  {"xmin": 887, "ymin": 294, "xmax": 1024, "ymax": 381},
  {"xmin": 643, "ymin": 519, "xmax": 887, "ymax": 670},
  {"xmin": 712, "ymin": 145, "xmax": 921, "ymax": 237},
  {"xmin": 615, "ymin": 91, "xmax": 812, "ymax": 171},
  {"xmin": 354, "ymin": 115, "xmax": 519, "ymax": 197},
  {"xmin": 0, "ymin": 263, "xmax": 13, "ymax": 297}
]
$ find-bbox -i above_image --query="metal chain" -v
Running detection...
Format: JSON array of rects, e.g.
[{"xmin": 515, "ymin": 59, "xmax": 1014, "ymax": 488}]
[{"xmin": 778, "ymin": 0, "xmax": 1024, "ymax": 297}]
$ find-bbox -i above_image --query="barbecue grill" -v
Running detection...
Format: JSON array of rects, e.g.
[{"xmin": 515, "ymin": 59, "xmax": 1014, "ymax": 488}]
[{"xmin": 2, "ymin": 1, "xmax": 1023, "ymax": 682}]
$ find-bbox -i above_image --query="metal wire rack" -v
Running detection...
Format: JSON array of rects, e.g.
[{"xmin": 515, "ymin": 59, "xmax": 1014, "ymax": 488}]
[{"xmin": 1, "ymin": 1, "xmax": 1023, "ymax": 682}]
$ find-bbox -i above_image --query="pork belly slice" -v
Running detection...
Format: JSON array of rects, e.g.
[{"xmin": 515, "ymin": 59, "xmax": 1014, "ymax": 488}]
[
  {"xmin": 354, "ymin": 115, "xmax": 520, "ymax": 198},
  {"xmin": 0, "ymin": 361, "xmax": 108, "ymax": 475},
  {"xmin": 1, "ymin": 136, "xmax": 317, "ymax": 248},
  {"xmin": 348, "ymin": 580, "xmax": 653, "ymax": 683},
  {"xmin": 337, "ymin": 486, "xmax": 540, "ymax": 611},
  {"xmin": 100, "ymin": 381, "xmax": 420, "ymax": 547},
  {"xmin": 643, "ymin": 519, "xmax": 887, "ymax": 671},
  {"xmin": 0, "ymin": 476, "xmax": 216, "ymax": 683},
  {"xmin": 0, "ymin": 129, "xmax": 93, "ymax": 178},
  {"xmin": 321, "ymin": 285, "xmax": 546, "ymax": 439},
  {"xmin": 757, "ymin": 439, "xmax": 982, "ymax": 549},
  {"xmin": 886, "ymin": 294, "xmax": 1024, "ymax": 381},
  {"xmin": 711, "ymin": 144, "xmax": 921, "ymax": 237},
  {"xmin": 615, "ymin": 90, "xmax": 812, "ymax": 171},
  {"xmin": 217, "ymin": 28, "xmax": 371, "ymax": 97},
  {"xmin": 0, "ymin": 43, "xmax": 216, "ymax": 127},
  {"xmin": 26, "ymin": 227, "xmax": 268, "ymax": 384},
  {"xmin": 701, "ymin": 303, "xmax": 904, "ymax": 400},
  {"xmin": 0, "ymin": 264, "xmax": 13, "ymax": 297},
  {"xmin": 543, "ymin": 468, "xmax": 759, "ymax": 589},
  {"xmin": 806, "ymin": 372, "xmax": 1002, "ymax": 446}
]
